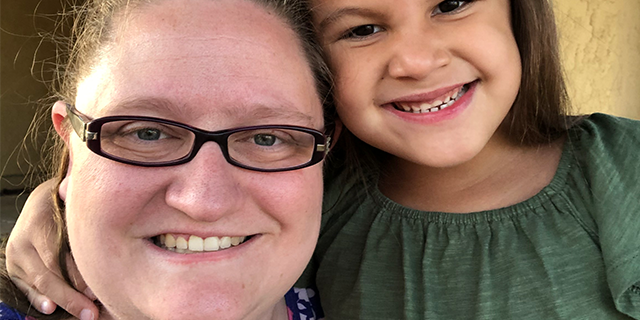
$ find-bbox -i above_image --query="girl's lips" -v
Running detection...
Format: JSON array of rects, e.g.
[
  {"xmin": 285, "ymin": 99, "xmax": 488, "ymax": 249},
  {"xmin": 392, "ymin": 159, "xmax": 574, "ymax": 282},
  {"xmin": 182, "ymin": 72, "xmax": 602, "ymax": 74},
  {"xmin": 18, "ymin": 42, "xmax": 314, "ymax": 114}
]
[
  {"xmin": 392, "ymin": 83, "xmax": 469, "ymax": 113},
  {"xmin": 382, "ymin": 82, "xmax": 470, "ymax": 106},
  {"xmin": 384, "ymin": 80, "xmax": 479, "ymax": 124}
]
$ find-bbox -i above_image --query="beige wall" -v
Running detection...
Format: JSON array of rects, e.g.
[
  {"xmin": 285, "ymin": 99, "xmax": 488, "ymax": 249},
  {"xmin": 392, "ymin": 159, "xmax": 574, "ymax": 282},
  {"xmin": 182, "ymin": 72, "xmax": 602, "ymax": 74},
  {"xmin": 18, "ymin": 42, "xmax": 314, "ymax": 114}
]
[{"xmin": 554, "ymin": 0, "xmax": 640, "ymax": 119}]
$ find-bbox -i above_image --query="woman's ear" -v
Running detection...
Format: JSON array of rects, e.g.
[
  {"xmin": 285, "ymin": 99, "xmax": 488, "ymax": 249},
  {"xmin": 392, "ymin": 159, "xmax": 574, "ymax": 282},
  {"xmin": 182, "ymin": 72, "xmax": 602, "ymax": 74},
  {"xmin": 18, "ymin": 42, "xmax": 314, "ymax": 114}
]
[
  {"xmin": 331, "ymin": 118, "xmax": 343, "ymax": 146},
  {"xmin": 52, "ymin": 101, "xmax": 72, "ymax": 201},
  {"xmin": 52, "ymin": 101, "xmax": 69, "ymax": 141}
]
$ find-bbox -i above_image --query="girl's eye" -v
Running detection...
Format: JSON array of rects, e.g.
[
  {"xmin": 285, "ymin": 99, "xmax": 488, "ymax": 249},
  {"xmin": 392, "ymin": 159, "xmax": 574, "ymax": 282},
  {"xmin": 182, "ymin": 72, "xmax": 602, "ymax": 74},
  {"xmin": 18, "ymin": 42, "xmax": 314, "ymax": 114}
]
[
  {"xmin": 341, "ymin": 24, "xmax": 383, "ymax": 40},
  {"xmin": 433, "ymin": 0, "xmax": 469, "ymax": 15}
]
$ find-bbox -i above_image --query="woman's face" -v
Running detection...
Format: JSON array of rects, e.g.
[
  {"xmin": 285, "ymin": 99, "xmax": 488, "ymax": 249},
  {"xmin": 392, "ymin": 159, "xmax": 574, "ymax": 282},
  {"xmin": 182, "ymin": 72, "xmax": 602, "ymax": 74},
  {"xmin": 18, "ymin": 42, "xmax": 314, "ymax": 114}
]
[{"xmin": 59, "ymin": 1, "xmax": 324, "ymax": 319}]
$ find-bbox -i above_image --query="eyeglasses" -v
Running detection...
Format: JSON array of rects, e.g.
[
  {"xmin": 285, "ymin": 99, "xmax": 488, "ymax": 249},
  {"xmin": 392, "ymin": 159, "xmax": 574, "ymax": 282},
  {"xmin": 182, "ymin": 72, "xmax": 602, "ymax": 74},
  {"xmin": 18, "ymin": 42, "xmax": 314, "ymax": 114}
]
[{"xmin": 66, "ymin": 104, "xmax": 331, "ymax": 172}]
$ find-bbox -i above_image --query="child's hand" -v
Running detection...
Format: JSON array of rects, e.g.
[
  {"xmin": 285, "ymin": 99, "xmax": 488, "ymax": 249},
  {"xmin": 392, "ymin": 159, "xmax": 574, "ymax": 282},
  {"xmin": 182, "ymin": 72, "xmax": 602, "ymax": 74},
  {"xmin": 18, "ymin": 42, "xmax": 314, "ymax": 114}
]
[{"xmin": 5, "ymin": 179, "xmax": 99, "ymax": 320}]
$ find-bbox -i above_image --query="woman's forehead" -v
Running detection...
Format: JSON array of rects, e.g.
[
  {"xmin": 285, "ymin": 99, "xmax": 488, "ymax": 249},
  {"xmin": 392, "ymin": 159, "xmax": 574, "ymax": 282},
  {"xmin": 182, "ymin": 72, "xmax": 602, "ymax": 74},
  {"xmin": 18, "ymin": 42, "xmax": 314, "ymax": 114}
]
[{"xmin": 76, "ymin": 0, "xmax": 323, "ymax": 126}]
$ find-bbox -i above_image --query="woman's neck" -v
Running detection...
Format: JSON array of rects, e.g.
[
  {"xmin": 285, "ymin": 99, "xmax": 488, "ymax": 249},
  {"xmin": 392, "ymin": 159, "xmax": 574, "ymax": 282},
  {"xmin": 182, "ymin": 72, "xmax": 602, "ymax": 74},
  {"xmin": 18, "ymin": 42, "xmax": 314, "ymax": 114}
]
[
  {"xmin": 378, "ymin": 133, "xmax": 565, "ymax": 213},
  {"xmin": 93, "ymin": 297, "xmax": 289, "ymax": 320}
]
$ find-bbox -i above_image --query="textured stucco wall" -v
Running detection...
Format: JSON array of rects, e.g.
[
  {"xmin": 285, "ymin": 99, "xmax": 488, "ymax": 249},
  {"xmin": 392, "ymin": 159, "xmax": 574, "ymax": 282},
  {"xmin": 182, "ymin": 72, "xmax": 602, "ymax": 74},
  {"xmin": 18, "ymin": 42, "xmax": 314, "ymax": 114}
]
[{"xmin": 554, "ymin": 0, "xmax": 640, "ymax": 119}]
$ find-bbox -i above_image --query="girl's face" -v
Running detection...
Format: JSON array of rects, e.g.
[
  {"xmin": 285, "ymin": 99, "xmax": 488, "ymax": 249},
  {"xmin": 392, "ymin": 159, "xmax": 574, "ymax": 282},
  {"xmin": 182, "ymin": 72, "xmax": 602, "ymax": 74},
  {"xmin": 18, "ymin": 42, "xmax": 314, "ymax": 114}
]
[
  {"xmin": 312, "ymin": 0, "xmax": 521, "ymax": 168},
  {"xmin": 58, "ymin": 1, "xmax": 324, "ymax": 319}
]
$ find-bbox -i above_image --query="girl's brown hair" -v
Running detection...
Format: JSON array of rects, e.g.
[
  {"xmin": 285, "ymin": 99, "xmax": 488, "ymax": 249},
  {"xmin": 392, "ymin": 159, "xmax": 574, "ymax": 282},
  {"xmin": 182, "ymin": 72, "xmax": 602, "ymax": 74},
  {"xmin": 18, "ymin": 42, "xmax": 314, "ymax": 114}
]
[{"xmin": 0, "ymin": 0, "xmax": 333, "ymax": 319}]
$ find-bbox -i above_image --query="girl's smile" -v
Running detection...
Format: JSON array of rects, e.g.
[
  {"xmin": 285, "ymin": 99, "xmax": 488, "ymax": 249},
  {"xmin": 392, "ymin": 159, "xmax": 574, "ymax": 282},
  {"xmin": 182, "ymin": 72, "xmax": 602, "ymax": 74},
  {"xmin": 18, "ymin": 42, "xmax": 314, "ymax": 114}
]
[{"xmin": 383, "ymin": 80, "xmax": 477, "ymax": 125}]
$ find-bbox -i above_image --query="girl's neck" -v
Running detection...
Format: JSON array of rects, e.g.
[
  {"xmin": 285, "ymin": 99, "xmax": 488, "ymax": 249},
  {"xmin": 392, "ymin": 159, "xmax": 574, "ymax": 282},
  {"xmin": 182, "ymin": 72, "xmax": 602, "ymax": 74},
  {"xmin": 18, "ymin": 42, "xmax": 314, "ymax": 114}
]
[{"xmin": 378, "ymin": 133, "xmax": 565, "ymax": 213}]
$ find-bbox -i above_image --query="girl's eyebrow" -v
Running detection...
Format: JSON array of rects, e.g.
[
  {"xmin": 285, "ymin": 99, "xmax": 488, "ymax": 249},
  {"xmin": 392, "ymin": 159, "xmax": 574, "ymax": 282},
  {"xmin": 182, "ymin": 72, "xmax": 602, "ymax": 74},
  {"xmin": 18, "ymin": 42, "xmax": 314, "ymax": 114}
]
[{"xmin": 317, "ymin": 7, "xmax": 385, "ymax": 31}]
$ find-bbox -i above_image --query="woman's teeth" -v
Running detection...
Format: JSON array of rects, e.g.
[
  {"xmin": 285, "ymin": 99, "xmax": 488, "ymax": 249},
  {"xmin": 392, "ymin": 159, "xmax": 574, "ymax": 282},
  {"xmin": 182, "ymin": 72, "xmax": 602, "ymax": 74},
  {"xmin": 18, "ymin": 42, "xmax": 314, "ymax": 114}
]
[
  {"xmin": 156, "ymin": 234, "xmax": 248, "ymax": 253},
  {"xmin": 394, "ymin": 84, "xmax": 469, "ymax": 114}
]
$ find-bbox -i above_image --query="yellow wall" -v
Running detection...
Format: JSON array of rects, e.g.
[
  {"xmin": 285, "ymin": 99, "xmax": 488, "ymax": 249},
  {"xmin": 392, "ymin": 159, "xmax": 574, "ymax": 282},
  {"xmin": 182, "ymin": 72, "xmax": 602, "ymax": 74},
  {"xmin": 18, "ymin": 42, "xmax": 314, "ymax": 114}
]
[{"xmin": 554, "ymin": 0, "xmax": 640, "ymax": 119}]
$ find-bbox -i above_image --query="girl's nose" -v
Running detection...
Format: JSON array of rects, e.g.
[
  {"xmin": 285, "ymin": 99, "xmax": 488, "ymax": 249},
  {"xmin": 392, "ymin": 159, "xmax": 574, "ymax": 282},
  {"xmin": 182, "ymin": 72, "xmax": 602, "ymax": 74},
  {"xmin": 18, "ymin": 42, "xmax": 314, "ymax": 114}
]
[
  {"xmin": 164, "ymin": 142, "xmax": 244, "ymax": 223},
  {"xmin": 386, "ymin": 27, "xmax": 451, "ymax": 80}
]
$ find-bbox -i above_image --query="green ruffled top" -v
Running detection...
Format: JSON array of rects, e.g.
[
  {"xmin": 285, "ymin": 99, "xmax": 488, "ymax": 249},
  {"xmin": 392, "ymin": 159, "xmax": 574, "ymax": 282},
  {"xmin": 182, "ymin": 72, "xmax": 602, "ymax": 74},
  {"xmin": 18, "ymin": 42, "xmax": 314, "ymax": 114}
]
[{"xmin": 299, "ymin": 114, "xmax": 640, "ymax": 319}]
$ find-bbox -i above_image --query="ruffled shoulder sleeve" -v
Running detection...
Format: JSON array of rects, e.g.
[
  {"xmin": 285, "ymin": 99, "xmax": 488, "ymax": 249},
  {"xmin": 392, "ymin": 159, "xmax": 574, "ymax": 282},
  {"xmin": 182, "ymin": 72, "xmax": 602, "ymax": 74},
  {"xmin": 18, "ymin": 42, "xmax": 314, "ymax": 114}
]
[{"xmin": 567, "ymin": 113, "xmax": 640, "ymax": 317}]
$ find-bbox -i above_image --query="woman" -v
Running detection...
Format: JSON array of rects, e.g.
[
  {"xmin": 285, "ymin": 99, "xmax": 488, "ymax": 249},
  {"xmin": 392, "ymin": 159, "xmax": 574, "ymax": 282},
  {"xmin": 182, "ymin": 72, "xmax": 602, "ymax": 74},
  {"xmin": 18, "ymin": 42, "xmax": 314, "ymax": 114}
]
[{"xmin": 1, "ymin": 0, "xmax": 333, "ymax": 319}]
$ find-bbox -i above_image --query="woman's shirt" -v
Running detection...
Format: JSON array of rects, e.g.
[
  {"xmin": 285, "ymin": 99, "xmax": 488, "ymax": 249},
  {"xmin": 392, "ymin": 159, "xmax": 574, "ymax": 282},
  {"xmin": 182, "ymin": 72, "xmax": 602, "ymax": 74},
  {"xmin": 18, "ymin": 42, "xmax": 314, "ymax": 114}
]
[
  {"xmin": 0, "ymin": 303, "xmax": 30, "ymax": 320},
  {"xmin": 298, "ymin": 113, "xmax": 640, "ymax": 319}
]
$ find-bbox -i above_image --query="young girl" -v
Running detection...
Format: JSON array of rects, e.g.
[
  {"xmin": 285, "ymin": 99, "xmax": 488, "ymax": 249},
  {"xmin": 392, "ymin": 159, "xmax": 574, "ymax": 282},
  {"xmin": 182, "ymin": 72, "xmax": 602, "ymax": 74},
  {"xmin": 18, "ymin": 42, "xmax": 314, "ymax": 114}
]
[{"xmin": 6, "ymin": 0, "xmax": 640, "ymax": 319}]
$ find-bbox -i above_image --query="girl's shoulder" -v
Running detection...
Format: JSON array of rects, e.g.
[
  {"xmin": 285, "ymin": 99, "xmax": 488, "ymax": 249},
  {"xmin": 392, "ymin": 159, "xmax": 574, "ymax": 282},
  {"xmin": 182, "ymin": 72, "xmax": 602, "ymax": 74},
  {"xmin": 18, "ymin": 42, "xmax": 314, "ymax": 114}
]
[
  {"xmin": 0, "ymin": 303, "xmax": 29, "ymax": 320},
  {"xmin": 564, "ymin": 113, "xmax": 640, "ymax": 194},
  {"xmin": 568, "ymin": 113, "xmax": 640, "ymax": 154},
  {"xmin": 564, "ymin": 113, "xmax": 640, "ymax": 318}
]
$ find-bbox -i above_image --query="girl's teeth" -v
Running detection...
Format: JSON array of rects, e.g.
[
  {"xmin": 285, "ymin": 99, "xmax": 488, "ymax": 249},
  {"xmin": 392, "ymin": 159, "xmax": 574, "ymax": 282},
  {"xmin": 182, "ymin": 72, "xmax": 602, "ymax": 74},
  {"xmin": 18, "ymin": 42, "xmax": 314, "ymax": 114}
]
[
  {"xmin": 157, "ymin": 234, "xmax": 247, "ymax": 253},
  {"xmin": 394, "ymin": 84, "xmax": 469, "ymax": 114}
]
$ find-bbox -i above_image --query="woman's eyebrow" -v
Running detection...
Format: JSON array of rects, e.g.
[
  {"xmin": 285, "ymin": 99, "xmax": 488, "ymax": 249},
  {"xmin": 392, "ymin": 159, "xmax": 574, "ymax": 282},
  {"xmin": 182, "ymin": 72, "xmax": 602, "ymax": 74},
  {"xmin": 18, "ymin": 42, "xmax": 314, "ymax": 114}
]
[
  {"xmin": 243, "ymin": 105, "xmax": 318, "ymax": 127},
  {"xmin": 104, "ymin": 98, "xmax": 318, "ymax": 127},
  {"xmin": 101, "ymin": 97, "xmax": 187, "ymax": 117},
  {"xmin": 317, "ymin": 7, "xmax": 385, "ymax": 31}
]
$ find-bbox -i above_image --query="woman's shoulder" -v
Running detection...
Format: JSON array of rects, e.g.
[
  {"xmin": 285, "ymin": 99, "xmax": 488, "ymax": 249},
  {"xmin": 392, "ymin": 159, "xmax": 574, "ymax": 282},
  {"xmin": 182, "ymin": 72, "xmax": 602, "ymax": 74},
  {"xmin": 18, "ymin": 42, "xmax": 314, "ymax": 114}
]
[{"xmin": 0, "ymin": 303, "xmax": 29, "ymax": 320}]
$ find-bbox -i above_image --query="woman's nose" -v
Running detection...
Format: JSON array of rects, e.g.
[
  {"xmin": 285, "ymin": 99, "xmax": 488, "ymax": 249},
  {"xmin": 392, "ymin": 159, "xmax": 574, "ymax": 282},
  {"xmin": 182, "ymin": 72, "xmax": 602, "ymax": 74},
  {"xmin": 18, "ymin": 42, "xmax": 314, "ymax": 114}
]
[
  {"xmin": 164, "ymin": 142, "xmax": 244, "ymax": 222},
  {"xmin": 386, "ymin": 27, "xmax": 451, "ymax": 80}
]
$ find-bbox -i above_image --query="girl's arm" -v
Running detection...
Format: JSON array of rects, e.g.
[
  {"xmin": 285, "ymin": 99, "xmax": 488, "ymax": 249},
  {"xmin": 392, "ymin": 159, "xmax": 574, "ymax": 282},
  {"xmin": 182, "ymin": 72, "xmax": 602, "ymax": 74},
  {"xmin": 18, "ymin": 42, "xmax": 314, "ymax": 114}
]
[{"xmin": 5, "ymin": 180, "xmax": 99, "ymax": 320}]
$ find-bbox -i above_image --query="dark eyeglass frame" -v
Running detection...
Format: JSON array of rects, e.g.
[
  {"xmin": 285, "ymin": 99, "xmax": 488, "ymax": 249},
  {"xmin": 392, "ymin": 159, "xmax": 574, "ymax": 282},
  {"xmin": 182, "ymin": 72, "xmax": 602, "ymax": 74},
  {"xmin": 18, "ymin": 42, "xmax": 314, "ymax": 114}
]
[{"xmin": 66, "ymin": 104, "xmax": 331, "ymax": 172}]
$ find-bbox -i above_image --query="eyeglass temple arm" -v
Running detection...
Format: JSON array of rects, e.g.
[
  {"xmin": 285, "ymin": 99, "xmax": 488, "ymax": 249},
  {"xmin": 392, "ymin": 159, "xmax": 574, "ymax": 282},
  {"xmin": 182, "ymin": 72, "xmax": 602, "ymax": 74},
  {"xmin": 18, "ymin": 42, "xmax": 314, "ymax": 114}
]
[
  {"xmin": 66, "ymin": 104, "xmax": 97, "ymax": 142},
  {"xmin": 317, "ymin": 136, "xmax": 331, "ymax": 153}
]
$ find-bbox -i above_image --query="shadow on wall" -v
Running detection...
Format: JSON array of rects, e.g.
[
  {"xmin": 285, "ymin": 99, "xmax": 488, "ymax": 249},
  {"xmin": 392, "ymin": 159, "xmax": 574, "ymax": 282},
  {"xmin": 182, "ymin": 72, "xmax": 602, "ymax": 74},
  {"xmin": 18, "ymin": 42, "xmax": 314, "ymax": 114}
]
[{"xmin": 1, "ymin": 0, "xmax": 65, "ymax": 194}]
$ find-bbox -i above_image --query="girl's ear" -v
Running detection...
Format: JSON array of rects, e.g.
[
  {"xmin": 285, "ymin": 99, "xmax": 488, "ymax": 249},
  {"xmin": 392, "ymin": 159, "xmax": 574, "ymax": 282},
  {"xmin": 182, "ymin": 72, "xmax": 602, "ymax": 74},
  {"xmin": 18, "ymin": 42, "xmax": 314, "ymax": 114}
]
[
  {"xmin": 52, "ymin": 101, "xmax": 69, "ymax": 142},
  {"xmin": 52, "ymin": 101, "xmax": 72, "ymax": 201}
]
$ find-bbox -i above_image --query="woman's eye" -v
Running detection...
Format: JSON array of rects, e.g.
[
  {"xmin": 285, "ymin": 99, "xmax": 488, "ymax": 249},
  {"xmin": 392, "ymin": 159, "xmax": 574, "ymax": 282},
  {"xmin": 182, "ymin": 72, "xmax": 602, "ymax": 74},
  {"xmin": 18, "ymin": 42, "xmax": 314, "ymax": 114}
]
[
  {"xmin": 341, "ymin": 24, "xmax": 383, "ymax": 39},
  {"xmin": 253, "ymin": 134, "xmax": 279, "ymax": 146},
  {"xmin": 136, "ymin": 128, "xmax": 163, "ymax": 141},
  {"xmin": 433, "ymin": 0, "xmax": 469, "ymax": 15}
]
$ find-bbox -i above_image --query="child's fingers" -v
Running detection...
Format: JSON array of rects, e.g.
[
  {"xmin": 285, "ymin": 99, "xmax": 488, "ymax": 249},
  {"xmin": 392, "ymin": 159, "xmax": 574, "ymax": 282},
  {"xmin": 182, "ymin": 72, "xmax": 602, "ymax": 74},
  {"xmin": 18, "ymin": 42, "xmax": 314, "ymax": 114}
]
[
  {"xmin": 21, "ymin": 271, "xmax": 99, "ymax": 320},
  {"xmin": 10, "ymin": 277, "xmax": 57, "ymax": 314}
]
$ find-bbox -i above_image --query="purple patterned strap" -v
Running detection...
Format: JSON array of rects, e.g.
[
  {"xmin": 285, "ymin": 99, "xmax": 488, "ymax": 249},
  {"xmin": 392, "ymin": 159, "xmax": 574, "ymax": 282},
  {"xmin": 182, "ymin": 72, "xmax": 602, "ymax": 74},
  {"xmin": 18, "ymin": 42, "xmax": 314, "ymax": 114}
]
[{"xmin": 284, "ymin": 286, "xmax": 325, "ymax": 320}]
